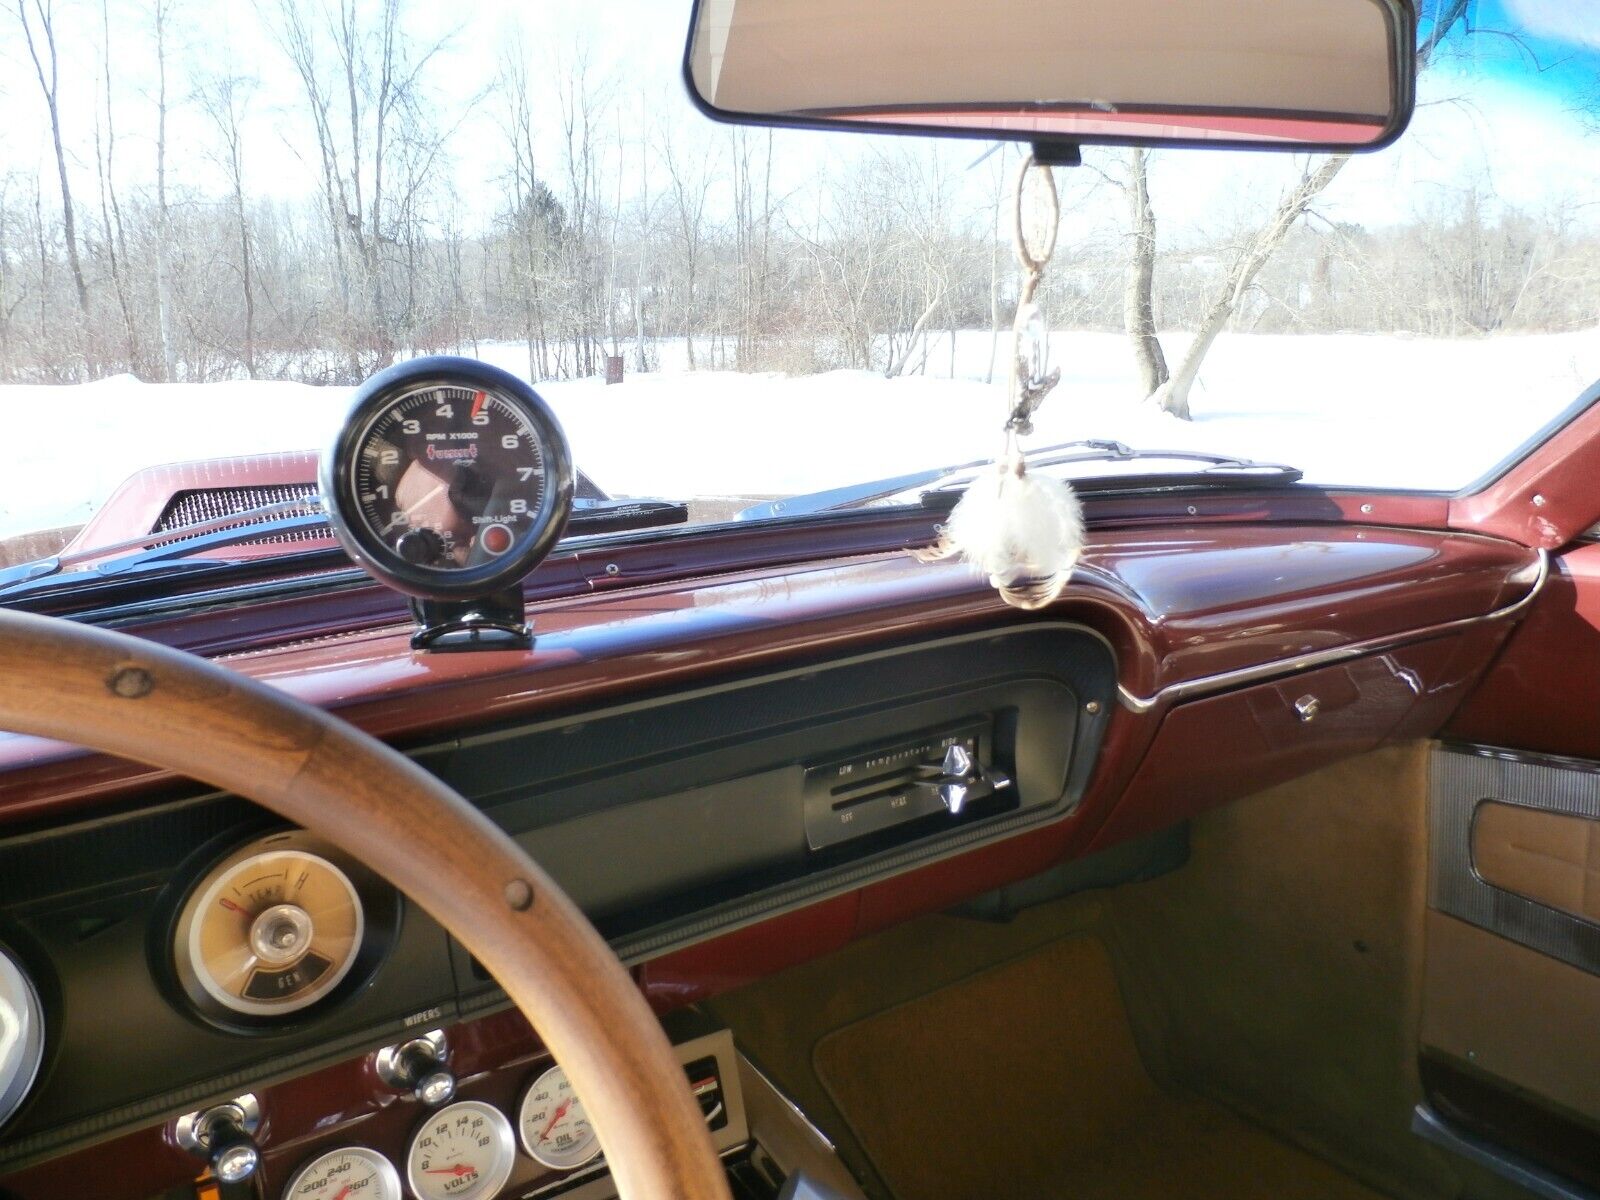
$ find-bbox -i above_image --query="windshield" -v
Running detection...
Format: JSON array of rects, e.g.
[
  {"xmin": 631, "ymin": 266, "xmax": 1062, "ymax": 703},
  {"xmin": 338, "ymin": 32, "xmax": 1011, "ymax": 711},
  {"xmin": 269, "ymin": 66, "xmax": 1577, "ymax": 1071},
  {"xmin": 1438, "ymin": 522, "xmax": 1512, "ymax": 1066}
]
[{"xmin": 0, "ymin": 0, "xmax": 1596, "ymax": 580}]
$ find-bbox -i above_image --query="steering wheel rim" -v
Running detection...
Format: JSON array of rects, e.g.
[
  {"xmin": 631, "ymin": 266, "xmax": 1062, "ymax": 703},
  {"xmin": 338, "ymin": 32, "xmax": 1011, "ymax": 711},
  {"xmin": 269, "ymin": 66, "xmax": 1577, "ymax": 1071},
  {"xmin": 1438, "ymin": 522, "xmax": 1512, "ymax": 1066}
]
[{"xmin": 0, "ymin": 608, "xmax": 731, "ymax": 1200}]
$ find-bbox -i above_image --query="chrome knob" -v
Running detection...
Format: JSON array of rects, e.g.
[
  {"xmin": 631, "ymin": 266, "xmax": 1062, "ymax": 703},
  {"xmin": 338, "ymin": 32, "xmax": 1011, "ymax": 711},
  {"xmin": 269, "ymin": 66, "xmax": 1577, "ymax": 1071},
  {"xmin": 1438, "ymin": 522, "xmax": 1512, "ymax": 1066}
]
[
  {"xmin": 375, "ymin": 1029, "xmax": 454, "ymax": 1105},
  {"xmin": 214, "ymin": 1140, "xmax": 260, "ymax": 1185},
  {"xmin": 920, "ymin": 739, "xmax": 1012, "ymax": 815},
  {"xmin": 940, "ymin": 780, "xmax": 971, "ymax": 815},
  {"xmin": 174, "ymin": 1094, "xmax": 261, "ymax": 1185},
  {"xmin": 416, "ymin": 1069, "xmax": 457, "ymax": 1106},
  {"xmin": 941, "ymin": 743, "xmax": 973, "ymax": 778}
]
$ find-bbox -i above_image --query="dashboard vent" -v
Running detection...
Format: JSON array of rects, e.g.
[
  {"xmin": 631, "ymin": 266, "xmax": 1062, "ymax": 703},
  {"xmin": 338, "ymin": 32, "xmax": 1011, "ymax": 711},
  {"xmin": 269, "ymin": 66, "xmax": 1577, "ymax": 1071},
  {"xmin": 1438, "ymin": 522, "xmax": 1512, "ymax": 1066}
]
[{"xmin": 154, "ymin": 484, "xmax": 322, "ymax": 545}]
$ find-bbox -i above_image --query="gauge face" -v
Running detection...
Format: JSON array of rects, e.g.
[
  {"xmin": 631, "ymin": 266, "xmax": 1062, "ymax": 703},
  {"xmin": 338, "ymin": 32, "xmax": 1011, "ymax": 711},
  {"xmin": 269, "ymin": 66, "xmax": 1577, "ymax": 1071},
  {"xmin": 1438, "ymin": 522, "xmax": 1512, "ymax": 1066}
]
[
  {"xmin": 517, "ymin": 1064, "xmax": 600, "ymax": 1171},
  {"xmin": 174, "ymin": 833, "xmax": 367, "ymax": 1020},
  {"xmin": 406, "ymin": 1100, "xmax": 517, "ymax": 1200},
  {"xmin": 0, "ymin": 946, "xmax": 44, "ymax": 1133},
  {"xmin": 283, "ymin": 1146, "xmax": 401, "ymax": 1200},
  {"xmin": 323, "ymin": 358, "xmax": 575, "ymax": 601}
]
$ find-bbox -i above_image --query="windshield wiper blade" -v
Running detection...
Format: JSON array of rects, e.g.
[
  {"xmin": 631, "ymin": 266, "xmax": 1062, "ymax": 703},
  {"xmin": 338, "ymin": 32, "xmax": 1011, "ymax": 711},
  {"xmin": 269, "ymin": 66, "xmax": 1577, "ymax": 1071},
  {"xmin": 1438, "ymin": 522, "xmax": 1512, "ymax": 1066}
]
[
  {"xmin": 0, "ymin": 491, "xmax": 702, "ymax": 603},
  {"xmin": 734, "ymin": 440, "xmax": 1300, "ymax": 520},
  {"xmin": 0, "ymin": 502, "xmax": 330, "ymax": 595}
]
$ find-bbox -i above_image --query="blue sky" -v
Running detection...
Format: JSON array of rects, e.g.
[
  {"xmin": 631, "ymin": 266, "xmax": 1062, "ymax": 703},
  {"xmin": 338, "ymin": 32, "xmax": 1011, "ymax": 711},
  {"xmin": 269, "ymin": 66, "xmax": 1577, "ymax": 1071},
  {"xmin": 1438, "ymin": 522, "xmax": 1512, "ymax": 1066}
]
[{"xmin": 1432, "ymin": 0, "xmax": 1600, "ymax": 98}]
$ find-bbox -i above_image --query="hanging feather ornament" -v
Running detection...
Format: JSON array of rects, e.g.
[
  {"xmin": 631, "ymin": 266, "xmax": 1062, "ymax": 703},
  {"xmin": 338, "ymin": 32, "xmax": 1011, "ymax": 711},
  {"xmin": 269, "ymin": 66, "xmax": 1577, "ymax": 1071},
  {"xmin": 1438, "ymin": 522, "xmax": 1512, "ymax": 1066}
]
[{"xmin": 919, "ymin": 155, "xmax": 1085, "ymax": 610}]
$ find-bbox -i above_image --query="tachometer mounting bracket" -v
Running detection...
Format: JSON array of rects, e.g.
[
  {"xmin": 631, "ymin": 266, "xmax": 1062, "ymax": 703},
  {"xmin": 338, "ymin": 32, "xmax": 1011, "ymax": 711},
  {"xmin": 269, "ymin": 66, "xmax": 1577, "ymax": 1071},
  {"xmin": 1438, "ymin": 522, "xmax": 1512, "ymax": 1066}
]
[{"xmin": 407, "ymin": 586, "xmax": 533, "ymax": 653}]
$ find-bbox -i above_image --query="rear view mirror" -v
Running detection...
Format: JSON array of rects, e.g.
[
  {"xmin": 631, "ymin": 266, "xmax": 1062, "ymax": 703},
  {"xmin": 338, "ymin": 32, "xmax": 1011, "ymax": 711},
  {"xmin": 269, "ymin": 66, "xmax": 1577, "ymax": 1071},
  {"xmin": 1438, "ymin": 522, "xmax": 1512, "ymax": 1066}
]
[{"xmin": 685, "ymin": 0, "xmax": 1415, "ymax": 155}]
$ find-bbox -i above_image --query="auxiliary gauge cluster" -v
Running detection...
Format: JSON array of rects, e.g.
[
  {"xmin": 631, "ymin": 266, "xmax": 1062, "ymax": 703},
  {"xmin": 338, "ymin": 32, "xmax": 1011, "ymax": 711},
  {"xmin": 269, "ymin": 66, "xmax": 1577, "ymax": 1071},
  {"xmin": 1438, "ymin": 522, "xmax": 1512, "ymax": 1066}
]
[
  {"xmin": 283, "ymin": 1064, "xmax": 600, "ymax": 1200},
  {"xmin": 322, "ymin": 356, "xmax": 576, "ymax": 650}
]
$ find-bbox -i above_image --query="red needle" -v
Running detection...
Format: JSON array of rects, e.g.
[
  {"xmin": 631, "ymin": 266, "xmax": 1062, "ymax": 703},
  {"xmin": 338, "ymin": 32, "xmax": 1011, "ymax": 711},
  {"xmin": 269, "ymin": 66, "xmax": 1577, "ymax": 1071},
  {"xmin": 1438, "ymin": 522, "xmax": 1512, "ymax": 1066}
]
[
  {"xmin": 469, "ymin": 391, "xmax": 487, "ymax": 420},
  {"xmin": 331, "ymin": 1186, "xmax": 354, "ymax": 1200},
  {"xmin": 426, "ymin": 1165, "xmax": 477, "ymax": 1177},
  {"xmin": 218, "ymin": 898, "xmax": 245, "ymax": 914},
  {"xmin": 538, "ymin": 1098, "xmax": 574, "ymax": 1143}
]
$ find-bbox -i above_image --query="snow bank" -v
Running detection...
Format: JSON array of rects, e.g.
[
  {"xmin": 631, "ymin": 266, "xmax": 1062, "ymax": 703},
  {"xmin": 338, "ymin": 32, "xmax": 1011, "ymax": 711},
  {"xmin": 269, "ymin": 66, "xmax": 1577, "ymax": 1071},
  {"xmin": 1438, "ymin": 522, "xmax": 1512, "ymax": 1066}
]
[{"xmin": 7, "ymin": 327, "xmax": 1597, "ymax": 541}]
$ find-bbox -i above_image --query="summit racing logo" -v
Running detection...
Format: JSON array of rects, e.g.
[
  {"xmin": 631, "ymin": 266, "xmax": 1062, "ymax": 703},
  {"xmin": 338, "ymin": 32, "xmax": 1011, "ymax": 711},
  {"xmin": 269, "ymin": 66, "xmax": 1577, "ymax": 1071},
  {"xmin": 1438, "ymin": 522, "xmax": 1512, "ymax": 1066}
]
[{"xmin": 425, "ymin": 443, "xmax": 479, "ymax": 462}]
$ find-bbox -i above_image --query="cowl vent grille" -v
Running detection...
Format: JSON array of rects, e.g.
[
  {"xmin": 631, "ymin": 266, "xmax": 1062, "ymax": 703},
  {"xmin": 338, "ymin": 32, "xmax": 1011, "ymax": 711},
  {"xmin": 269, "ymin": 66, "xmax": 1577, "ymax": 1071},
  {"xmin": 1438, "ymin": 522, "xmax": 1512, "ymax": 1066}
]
[{"xmin": 154, "ymin": 484, "xmax": 322, "ymax": 545}]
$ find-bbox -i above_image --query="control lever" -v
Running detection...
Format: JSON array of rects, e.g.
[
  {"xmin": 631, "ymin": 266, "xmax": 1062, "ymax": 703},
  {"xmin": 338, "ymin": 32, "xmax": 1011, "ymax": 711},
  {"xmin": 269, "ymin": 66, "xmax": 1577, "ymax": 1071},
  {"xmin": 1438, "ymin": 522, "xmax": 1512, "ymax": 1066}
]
[
  {"xmin": 920, "ymin": 742, "xmax": 1012, "ymax": 815},
  {"xmin": 174, "ymin": 1094, "xmax": 261, "ymax": 1192},
  {"xmin": 374, "ymin": 1029, "xmax": 456, "ymax": 1105}
]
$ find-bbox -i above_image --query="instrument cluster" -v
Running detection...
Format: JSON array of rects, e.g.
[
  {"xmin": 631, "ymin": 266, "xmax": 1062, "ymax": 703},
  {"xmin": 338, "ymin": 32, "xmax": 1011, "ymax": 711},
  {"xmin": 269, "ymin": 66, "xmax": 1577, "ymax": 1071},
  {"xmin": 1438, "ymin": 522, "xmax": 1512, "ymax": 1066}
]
[{"xmin": 286, "ymin": 1065, "xmax": 600, "ymax": 1200}]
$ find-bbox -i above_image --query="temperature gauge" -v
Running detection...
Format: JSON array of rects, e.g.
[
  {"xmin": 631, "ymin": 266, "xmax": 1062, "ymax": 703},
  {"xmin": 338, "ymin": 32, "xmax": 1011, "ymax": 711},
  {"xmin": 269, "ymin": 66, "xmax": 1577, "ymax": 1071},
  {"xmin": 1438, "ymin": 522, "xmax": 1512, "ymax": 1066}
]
[
  {"xmin": 406, "ymin": 1100, "xmax": 517, "ymax": 1200},
  {"xmin": 517, "ymin": 1064, "xmax": 601, "ymax": 1171},
  {"xmin": 282, "ymin": 1146, "xmax": 401, "ymax": 1200}
]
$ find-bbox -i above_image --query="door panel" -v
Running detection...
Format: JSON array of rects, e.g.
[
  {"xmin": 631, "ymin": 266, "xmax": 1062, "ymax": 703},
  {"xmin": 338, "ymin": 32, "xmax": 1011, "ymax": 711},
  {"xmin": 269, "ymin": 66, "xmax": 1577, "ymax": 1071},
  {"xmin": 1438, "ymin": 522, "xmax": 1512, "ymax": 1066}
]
[
  {"xmin": 1472, "ymin": 801, "xmax": 1600, "ymax": 923},
  {"xmin": 1423, "ymin": 746, "xmax": 1600, "ymax": 1183}
]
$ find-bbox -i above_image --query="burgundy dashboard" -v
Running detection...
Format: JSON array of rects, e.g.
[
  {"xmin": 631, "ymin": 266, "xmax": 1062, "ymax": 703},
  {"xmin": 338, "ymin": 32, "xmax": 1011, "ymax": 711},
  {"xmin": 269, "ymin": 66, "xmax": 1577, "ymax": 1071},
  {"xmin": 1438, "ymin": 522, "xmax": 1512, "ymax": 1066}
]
[{"xmin": 0, "ymin": 520, "xmax": 1543, "ymax": 1200}]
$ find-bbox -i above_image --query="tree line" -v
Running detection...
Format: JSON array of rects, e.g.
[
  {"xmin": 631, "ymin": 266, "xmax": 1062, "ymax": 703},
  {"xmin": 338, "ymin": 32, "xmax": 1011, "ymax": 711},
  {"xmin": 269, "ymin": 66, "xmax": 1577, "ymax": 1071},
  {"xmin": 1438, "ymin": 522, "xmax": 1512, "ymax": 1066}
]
[{"xmin": 0, "ymin": 0, "xmax": 1595, "ymax": 399}]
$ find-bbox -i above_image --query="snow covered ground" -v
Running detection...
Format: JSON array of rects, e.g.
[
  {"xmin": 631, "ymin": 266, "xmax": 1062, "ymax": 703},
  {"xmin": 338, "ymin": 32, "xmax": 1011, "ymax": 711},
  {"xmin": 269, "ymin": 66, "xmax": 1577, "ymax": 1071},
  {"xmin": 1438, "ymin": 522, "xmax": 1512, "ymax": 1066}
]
[{"xmin": 6, "ymin": 327, "xmax": 1598, "ymax": 541}]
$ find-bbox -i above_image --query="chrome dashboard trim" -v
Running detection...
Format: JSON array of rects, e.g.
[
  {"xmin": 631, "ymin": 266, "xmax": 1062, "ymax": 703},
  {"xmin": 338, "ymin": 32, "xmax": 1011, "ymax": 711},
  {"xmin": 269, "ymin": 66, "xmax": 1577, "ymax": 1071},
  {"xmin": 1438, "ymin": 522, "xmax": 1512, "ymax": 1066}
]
[{"xmin": 1116, "ymin": 548, "xmax": 1550, "ymax": 714}]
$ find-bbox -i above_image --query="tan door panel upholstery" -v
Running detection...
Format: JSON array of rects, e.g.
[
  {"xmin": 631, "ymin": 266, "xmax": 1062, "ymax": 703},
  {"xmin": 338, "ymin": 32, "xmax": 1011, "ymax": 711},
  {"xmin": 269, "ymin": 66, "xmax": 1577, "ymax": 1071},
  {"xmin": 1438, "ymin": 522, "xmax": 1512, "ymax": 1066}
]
[
  {"xmin": 1423, "ymin": 912, "xmax": 1600, "ymax": 1120},
  {"xmin": 1472, "ymin": 800, "xmax": 1600, "ymax": 923}
]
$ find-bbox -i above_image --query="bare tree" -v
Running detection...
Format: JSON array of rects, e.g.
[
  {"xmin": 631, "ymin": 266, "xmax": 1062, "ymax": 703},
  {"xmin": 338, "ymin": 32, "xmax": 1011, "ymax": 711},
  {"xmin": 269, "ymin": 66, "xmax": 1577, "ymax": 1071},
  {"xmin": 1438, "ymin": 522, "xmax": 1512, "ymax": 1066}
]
[
  {"xmin": 729, "ymin": 127, "xmax": 776, "ymax": 367},
  {"xmin": 497, "ymin": 37, "xmax": 555, "ymax": 379},
  {"xmin": 16, "ymin": 0, "xmax": 88, "ymax": 316},
  {"xmin": 1121, "ymin": 148, "xmax": 1168, "ymax": 398},
  {"xmin": 199, "ymin": 76, "xmax": 260, "ymax": 377},
  {"xmin": 152, "ymin": 0, "xmax": 178, "ymax": 379},
  {"xmin": 1116, "ymin": 0, "xmax": 1472, "ymax": 418},
  {"xmin": 1152, "ymin": 155, "xmax": 1348, "ymax": 417},
  {"xmin": 94, "ymin": 0, "xmax": 141, "ymax": 372},
  {"xmin": 269, "ymin": 0, "xmax": 450, "ymax": 377},
  {"xmin": 657, "ymin": 119, "xmax": 715, "ymax": 370}
]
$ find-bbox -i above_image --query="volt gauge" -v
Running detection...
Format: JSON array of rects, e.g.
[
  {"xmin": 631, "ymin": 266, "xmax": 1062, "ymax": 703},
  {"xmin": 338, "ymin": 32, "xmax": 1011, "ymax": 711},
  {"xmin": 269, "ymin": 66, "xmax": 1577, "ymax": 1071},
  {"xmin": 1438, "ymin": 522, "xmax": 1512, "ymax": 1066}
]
[
  {"xmin": 406, "ymin": 1099, "xmax": 517, "ymax": 1200},
  {"xmin": 282, "ymin": 1146, "xmax": 401, "ymax": 1200},
  {"xmin": 517, "ymin": 1063, "xmax": 601, "ymax": 1171}
]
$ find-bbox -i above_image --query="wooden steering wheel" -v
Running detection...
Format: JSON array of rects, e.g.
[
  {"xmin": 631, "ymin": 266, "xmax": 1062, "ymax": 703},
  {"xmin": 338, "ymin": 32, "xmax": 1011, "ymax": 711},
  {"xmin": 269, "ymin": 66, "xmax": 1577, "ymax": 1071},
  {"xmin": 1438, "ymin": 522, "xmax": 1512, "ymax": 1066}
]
[{"xmin": 0, "ymin": 608, "xmax": 731, "ymax": 1200}]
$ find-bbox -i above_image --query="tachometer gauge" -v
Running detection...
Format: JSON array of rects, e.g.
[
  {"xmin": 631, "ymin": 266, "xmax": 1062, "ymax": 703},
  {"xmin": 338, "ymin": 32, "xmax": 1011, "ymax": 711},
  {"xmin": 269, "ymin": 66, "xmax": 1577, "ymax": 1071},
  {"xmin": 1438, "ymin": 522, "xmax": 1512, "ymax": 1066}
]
[
  {"xmin": 517, "ymin": 1063, "xmax": 600, "ymax": 1171},
  {"xmin": 173, "ymin": 831, "xmax": 388, "ymax": 1023},
  {"xmin": 323, "ymin": 357, "xmax": 575, "ymax": 601},
  {"xmin": 0, "ymin": 945, "xmax": 44, "ymax": 1132},
  {"xmin": 406, "ymin": 1100, "xmax": 517, "ymax": 1200},
  {"xmin": 283, "ymin": 1146, "xmax": 401, "ymax": 1200}
]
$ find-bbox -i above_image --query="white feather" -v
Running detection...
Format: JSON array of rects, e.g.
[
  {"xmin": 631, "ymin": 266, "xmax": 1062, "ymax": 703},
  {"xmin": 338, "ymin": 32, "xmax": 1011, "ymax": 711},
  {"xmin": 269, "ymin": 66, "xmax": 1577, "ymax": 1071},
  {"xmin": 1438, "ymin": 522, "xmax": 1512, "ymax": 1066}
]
[{"xmin": 918, "ymin": 462, "xmax": 1085, "ymax": 610}]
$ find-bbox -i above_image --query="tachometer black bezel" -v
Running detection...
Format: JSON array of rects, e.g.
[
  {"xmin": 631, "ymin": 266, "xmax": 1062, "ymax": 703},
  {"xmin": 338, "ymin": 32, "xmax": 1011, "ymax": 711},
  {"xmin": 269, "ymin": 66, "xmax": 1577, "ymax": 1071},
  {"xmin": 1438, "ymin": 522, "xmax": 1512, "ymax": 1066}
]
[{"xmin": 322, "ymin": 356, "xmax": 576, "ymax": 601}]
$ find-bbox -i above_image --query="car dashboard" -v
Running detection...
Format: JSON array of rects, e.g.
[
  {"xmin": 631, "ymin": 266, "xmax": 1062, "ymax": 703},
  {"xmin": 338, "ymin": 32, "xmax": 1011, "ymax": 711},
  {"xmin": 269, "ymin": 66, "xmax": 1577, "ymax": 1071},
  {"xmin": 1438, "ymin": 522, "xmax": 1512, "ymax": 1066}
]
[{"xmin": 0, "ymin": 520, "xmax": 1544, "ymax": 1200}]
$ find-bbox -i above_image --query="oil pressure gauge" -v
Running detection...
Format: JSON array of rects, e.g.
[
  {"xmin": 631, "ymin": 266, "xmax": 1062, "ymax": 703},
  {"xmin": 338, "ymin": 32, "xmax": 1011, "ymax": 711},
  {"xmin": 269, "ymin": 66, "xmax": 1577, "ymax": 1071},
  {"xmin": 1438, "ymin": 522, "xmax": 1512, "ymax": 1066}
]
[
  {"xmin": 406, "ymin": 1099, "xmax": 517, "ymax": 1200},
  {"xmin": 517, "ymin": 1063, "xmax": 600, "ymax": 1171}
]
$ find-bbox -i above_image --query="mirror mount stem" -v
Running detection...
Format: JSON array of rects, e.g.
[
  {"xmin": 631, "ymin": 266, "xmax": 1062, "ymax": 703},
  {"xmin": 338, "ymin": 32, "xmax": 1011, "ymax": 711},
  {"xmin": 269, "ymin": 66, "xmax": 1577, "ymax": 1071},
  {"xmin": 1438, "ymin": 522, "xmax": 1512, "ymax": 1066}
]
[{"xmin": 1031, "ymin": 141, "xmax": 1082, "ymax": 168}]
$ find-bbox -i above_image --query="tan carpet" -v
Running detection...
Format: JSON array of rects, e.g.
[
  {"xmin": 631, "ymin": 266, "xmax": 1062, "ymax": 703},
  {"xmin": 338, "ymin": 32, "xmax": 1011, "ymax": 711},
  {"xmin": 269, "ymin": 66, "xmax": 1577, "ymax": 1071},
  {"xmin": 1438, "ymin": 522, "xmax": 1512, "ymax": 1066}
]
[{"xmin": 813, "ymin": 937, "xmax": 1386, "ymax": 1200}]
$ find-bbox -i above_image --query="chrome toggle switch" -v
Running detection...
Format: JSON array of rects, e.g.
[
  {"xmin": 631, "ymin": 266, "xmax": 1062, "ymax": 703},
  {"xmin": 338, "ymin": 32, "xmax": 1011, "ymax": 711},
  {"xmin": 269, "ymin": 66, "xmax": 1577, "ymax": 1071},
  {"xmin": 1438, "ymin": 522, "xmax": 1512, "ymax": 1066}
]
[
  {"xmin": 375, "ymin": 1029, "xmax": 455, "ymax": 1106},
  {"xmin": 174, "ymin": 1094, "xmax": 262, "ymax": 1186}
]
